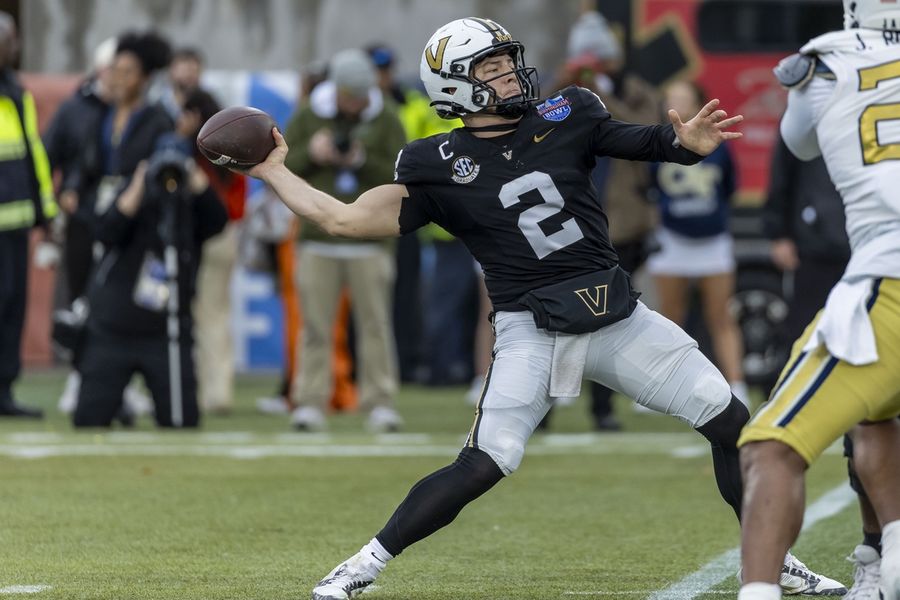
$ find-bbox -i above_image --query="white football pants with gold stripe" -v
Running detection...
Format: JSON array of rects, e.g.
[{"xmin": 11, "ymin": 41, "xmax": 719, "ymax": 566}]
[{"xmin": 467, "ymin": 302, "xmax": 733, "ymax": 474}]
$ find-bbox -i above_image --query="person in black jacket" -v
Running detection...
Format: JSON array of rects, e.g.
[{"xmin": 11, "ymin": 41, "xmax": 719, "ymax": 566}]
[
  {"xmin": 43, "ymin": 37, "xmax": 116, "ymax": 303},
  {"xmin": 70, "ymin": 31, "xmax": 173, "ymax": 240},
  {"xmin": 73, "ymin": 147, "xmax": 227, "ymax": 428},
  {"xmin": 59, "ymin": 31, "xmax": 173, "ymax": 422},
  {"xmin": 761, "ymin": 133, "xmax": 851, "ymax": 393}
]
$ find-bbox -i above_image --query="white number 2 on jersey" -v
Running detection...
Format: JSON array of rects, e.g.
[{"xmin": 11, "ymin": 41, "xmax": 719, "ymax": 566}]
[{"xmin": 498, "ymin": 171, "xmax": 585, "ymax": 259}]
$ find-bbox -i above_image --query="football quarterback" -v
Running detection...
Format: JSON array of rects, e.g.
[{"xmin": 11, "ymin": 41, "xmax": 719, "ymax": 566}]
[{"xmin": 241, "ymin": 16, "xmax": 843, "ymax": 600}]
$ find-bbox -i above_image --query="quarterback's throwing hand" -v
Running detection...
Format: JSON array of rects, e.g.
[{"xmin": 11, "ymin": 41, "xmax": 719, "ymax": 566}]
[
  {"xmin": 247, "ymin": 127, "xmax": 289, "ymax": 181},
  {"xmin": 669, "ymin": 98, "xmax": 743, "ymax": 156}
]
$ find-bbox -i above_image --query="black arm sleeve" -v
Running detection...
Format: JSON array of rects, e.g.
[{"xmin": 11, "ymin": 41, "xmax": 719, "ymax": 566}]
[{"xmin": 590, "ymin": 119, "xmax": 704, "ymax": 165}]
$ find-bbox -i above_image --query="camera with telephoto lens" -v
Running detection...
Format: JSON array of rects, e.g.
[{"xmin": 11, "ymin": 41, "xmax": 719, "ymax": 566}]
[
  {"xmin": 332, "ymin": 130, "xmax": 353, "ymax": 155},
  {"xmin": 145, "ymin": 141, "xmax": 193, "ymax": 197}
]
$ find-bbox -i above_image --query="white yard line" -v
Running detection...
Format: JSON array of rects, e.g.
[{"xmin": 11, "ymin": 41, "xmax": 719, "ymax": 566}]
[
  {"xmin": 0, "ymin": 432, "xmax": 844, "ymax": 460},
  {"xmin": 644, "ymin": 483, "xmax": 856, "ymax": 600},
  {"xmin": 0, "ymin": 585, "xmax": 51, "ymax": 594}
]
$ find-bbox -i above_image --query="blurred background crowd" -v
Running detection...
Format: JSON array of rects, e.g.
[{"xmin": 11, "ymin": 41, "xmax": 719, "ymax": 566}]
[{"xmin": 1, "ymin": 0, "xmax": 849, "ymax": 433}]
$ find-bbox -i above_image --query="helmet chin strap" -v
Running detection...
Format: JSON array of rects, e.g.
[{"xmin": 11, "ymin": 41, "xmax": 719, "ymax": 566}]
[
  {"xmin": 462, "ymin": 94, "xmax": 530, "ymax": 129},
  {"xmin": 493, "ymin": 94, "xmax": 530, "ymax": 119}
]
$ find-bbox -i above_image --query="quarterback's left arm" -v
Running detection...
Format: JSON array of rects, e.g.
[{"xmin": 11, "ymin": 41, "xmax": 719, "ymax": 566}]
[{"xmin": 591, "ymin": 120, "xmax": 705, "ymax": 164}]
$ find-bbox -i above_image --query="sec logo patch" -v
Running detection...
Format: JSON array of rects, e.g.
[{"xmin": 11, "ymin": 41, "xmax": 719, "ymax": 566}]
[{"xmin": 451, "ymin": 155, "xmax": 480, "ymax": 184}]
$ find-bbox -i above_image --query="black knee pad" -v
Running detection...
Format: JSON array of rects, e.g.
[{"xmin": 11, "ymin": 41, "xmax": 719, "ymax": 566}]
[{"xmin": 695, "ymin": 395, "xmax": 750, "ymax": 447}]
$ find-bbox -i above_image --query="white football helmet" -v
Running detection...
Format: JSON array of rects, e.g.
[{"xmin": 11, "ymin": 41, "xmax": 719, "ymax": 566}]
[
  {"xmin": 844, "ymin": 0, "xmax": 900, "ymax": 29},
  {"xmin": 419, "ymin": 17, "xmax": 538, "ymax": 119}
]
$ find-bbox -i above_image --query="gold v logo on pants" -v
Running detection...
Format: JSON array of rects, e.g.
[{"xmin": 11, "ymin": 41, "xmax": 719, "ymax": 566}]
[{"xmin": 574, "ymin": 285, "xmax": 608, "ymax": 316}]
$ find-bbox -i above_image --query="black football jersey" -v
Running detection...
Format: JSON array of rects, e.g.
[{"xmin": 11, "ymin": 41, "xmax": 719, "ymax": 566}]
[{"xmin": 395, "ymin": 85, "xmax": 702, "ymax": 311}]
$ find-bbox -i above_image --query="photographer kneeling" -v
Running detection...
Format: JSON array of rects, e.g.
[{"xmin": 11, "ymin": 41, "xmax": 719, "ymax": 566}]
[{"xmin": 73, "ymin": 143, "xmax": 227, "ymax": 428}]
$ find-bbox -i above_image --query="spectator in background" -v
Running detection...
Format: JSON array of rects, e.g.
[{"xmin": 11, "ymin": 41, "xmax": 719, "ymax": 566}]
[
  {"xmin": 762, "ymin": 133, "xmax": 850, "ymax": 393},
  {"xmin": 72, "ymin": 30, "xmax": 174, "ymax": 232},
  {"xmin": 369, "ymin": 44, "xmax": 423, "ymax": 384},
  {"xmin": 159, "ymin": 47, "xmax": 203, "ymax": 121},
  {"xmin": 546, "ymin": 8, "xmax": 661, "ymax": 430},
  {"xmin": 153, "ymin": 45, "xmax": 247, "ymax": 416},
  {"xmin": 174, "ymin": 89, "xmax": 247, "ymax": 415},
  {"xmin": 255, "ymin": 59, "xmax": 359, "ymax": 418},
  {"xmin": 366, "ymin": 43, "xmax": 464, "ymax": 386},
  {"xmin": 0, "ymin": 11, "xmax": 57, "ymax": 418},
  {"xmin": 43, "ymin": 36, "xmax": 117, "ymax": 414},
  {"xmin": 366, "ymin": 44, "xmax": 405, "ymax": 106},
  {"xmin": 61, "ymin": 31, "xmax": 174, "ymax": 423},
  {"xmin": 73, "ymin": 148, "xmax": 227, "ymax": 427},
  {"xmin": 282, "ymin": 49, "xmax": 407, "ymax": 432},
  {"xmin": 647, "ymin": 80, "xmax": 747, "ymax": 402}
]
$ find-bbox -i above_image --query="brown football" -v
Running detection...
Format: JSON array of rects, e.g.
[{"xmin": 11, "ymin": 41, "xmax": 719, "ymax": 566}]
[{"xmin": 196, "ymin": 106, "xmax": 277, "ymax": 168}]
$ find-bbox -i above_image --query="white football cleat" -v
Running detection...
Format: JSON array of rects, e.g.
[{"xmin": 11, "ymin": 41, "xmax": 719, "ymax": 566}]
[
  {"xmin": 255, "ymin": 396, "xmax": 290, "ymax": 415},
  {"xmin": 845, "ymin": 545, "xmax": 880, "ymax": 599},
  {"xmin": 291, "ymin": 406, "xmax": 327, "ymax": 431},
  {"xmin": 780, "ymin": 552, "xmax": 847, "ymax": 596},
  {"xmin": 881, "ymin": 543, "xmax": 900, "ymax": 600},
  {"xmin": 311, "ymin": 553, "xmax": 382, "ymax": 600},
  {"xmin": 738, "ymin": 552, "xmax": 847, "ymax": 596},
  {"xmin": 366, "ymin": 406, "xmax": 403, "ymax": 433}
]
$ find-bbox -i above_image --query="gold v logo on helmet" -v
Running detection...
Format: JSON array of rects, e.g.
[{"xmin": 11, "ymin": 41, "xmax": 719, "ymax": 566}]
[{"xmin": 425, "ymin": 36, "xmax": 451, "ymax": 72}]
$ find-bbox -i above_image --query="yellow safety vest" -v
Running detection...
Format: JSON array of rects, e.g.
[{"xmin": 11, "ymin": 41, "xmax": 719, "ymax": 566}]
[{"xmin": 0, "ymin": 90, "xmax": 57, "ymax": 231}]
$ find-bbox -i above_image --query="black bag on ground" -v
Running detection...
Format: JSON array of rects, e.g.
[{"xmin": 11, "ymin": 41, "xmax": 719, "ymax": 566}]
[{"xmin": 517, "ymin": 265, "xmax": 640, "ymax": 334}]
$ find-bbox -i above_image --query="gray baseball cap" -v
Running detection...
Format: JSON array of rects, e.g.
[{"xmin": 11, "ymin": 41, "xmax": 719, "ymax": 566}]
[{"xmin": 329, "ymin": 48, "xmax": 377, "ymax": 97}]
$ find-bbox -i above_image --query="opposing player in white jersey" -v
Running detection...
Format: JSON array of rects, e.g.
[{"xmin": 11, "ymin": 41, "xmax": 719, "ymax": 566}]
[{"xmin": 738, "ymin": 1, "xmax": 900, "ymax": 599}]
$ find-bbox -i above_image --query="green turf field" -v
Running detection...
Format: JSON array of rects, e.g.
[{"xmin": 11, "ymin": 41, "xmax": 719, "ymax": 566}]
[{"xmin": 0, "ymin": 370, "xmax": 858, "ymax": 599}]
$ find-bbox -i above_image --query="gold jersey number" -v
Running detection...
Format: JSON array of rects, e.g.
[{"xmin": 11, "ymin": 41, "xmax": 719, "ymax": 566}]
[{"xmin": 859, "ymin": 59, "xmax": 900, "ymax": 165}]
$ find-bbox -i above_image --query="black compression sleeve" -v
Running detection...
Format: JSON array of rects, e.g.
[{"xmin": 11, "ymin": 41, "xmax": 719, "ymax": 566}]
[{"xmin": 375, "ymin": 447, "xmax": 505, "ymax": 556}]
